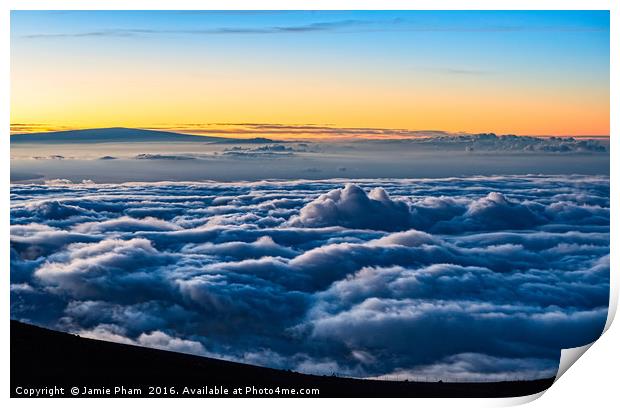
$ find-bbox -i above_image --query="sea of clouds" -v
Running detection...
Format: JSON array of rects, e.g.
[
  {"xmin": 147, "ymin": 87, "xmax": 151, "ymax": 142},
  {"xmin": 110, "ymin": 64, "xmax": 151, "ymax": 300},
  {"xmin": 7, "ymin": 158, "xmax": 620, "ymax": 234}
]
[{"xmin": 10, "ymin": 175, "xmax": 609, "ymax": 381}]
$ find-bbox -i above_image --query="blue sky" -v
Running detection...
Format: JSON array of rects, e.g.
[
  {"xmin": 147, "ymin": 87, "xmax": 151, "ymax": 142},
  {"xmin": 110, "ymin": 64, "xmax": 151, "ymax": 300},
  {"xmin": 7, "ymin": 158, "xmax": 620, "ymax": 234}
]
[{"xmin": 11, "ymin": 10, "xmax": 610, "ymax": 136}]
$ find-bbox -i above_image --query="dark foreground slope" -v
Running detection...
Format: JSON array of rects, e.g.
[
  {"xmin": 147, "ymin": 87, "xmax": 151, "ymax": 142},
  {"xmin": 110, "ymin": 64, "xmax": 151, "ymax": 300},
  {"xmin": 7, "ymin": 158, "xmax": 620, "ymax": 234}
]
[{"xmin": 11, "ymin": 320, "xmax": 555, "ymax": 398}]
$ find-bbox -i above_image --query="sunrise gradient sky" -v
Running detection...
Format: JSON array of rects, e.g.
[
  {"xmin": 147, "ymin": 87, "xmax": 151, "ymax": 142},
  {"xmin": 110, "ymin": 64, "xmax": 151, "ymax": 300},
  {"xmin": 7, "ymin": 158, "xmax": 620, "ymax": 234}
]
[{"xmin": 10, "ymin": 10, "xmax": 610, "ymax": 137}]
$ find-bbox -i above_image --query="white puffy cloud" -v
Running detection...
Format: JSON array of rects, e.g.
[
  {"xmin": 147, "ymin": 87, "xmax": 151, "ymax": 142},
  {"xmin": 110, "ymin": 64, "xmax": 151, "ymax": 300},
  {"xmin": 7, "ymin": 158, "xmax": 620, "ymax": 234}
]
[
  {"xmin": 183, "ymin": 236, "xmax": 299, "ymax": 260},
  {"xmin": 137, "ymin": 331, "xmax": 207, "ymax": 355},
  {"xmin": 78, "ymin": 323, "xmax": 207, "ymax": 355},
  {"xmin": 289, "ymin": 183, "xmax": 411, "ymax": 231},
  {"xmin": 34, "ymin": 238, "xmax": 174, "ymax": 299},
  {"xmin": 73, "ymin": 216, "xmax": 181, "ymax": 234},
  {"xmin": 10, "ymin": 176, "xmax": 609, "ymax": 380}
]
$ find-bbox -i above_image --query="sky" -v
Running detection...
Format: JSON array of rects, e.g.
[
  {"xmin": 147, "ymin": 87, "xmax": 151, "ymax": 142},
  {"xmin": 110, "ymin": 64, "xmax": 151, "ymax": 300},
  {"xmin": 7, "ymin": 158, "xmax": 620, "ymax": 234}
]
[{"xmin": 10, "ymin": 10, "xmax": 610, "ymax": 137}]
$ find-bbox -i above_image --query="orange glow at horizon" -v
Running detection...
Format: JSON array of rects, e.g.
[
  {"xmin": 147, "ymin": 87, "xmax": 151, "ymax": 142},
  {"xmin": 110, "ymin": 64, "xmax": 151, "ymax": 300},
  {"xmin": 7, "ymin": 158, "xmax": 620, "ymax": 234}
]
[
  {"xmin": 11, "ymin": 61, "xmax": 609, "ymax": 138},
  {"xmin": 11, "ymin": 12, "xmax": 609, "ymax": 139}
]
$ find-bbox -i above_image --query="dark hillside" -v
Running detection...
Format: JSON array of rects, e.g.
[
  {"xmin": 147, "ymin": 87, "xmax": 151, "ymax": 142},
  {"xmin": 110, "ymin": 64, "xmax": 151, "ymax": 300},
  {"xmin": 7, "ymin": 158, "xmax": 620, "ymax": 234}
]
[{"xmin": 10, "ymin": 320, "xmax": 555, "ymax": 398}]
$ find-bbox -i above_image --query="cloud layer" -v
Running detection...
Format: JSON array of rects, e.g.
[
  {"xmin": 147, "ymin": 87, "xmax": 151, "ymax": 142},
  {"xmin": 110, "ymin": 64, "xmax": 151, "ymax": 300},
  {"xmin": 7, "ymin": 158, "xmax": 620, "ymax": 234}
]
[{"xmin": 10, "ymin": 176, "xmax": 609, "ymax": 381}]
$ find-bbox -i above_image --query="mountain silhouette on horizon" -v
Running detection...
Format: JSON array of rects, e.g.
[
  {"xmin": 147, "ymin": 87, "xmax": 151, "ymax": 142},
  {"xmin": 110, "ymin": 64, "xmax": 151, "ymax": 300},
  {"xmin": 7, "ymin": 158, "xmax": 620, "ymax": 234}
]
[{"xmin": 10, "ymin": 127, "xmax": 278, "ymax": 144}]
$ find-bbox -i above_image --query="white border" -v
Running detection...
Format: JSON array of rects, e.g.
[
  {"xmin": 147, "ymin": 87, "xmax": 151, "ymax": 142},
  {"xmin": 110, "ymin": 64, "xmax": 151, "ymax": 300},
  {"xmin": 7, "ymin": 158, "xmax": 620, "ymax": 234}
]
[{"xmin": 2, "ymin": 1, "xmax": 617, "ymax": 407}]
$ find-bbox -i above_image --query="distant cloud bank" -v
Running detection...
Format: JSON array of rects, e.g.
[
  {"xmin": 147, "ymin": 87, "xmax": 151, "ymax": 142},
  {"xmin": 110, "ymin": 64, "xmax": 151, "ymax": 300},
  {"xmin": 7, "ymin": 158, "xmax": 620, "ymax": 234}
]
[
  {"xmin": 12, "ymin": 124, "xmax": 609, "ymax": 147},
  {"xmin": 11, "ymin": 176, "xmax": 609, "ymax": 380}
]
